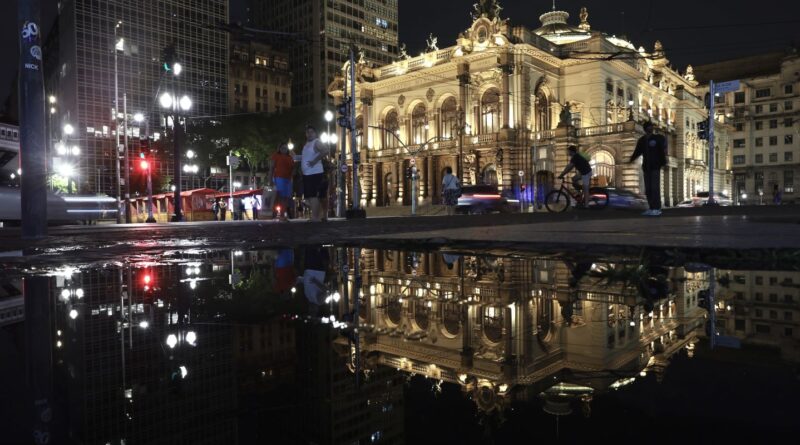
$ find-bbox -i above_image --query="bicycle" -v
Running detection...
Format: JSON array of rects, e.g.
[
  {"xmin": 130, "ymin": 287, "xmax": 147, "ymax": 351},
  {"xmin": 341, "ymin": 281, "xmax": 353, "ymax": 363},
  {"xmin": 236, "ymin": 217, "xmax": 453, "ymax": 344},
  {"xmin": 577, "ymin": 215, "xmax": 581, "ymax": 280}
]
[{"xmin": 545, "ymin": 178, "xmax": 609, "ymax": 212}]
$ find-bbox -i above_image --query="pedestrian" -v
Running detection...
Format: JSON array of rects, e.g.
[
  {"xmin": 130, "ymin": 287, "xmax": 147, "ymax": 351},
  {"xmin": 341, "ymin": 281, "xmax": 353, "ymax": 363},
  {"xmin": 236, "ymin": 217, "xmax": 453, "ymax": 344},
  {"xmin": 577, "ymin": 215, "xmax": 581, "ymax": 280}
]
[
  {"xmin": 211, "ymin": 199, "xmax": 219, "ymax": 221},
  {"xmin": 243, "ymin": 195, "xmax": 254, "ymax": 220},
  {"xmin": 270, "ymin": 142, "xmax": 295, "ymax": 221},
  {"xmin": 773, "ymin": 184, "xmax": 782, "ymax": 205},
  {"xmin": 558, "ymin": 145, "xmax": 592, "ymax": 207},
  {"xmin": 629, "ymin": 121, "xmax": 667, "ymax": 216},
  {"xmin": 300, "ymin": 125, "xmax": 330, "ymax": 222},
  {"xmin": 219, "ymin": 198, "xmax": 227, "ymax": 221},
  {"xmin": 252, "ymin": 195, "xmax": 260, "ymax": 220},
  {"xmin": 238, "ymin": 197, "xmax": 246, "ymax": 220},
  {"xmin": 442, "ymin": 166, "xmax": 461, "ymax": 215}
]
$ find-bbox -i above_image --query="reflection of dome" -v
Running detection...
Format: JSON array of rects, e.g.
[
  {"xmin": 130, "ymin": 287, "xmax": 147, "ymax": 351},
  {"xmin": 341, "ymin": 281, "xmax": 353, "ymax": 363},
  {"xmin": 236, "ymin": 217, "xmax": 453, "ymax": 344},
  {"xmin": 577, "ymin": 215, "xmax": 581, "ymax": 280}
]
[
  {"xmin": 539, "ymin": 383, "xmax": 594, "ymax": 416},
  {"xmin": 533, "ymin": 10, "xmax": 591, "ymax": 45}
]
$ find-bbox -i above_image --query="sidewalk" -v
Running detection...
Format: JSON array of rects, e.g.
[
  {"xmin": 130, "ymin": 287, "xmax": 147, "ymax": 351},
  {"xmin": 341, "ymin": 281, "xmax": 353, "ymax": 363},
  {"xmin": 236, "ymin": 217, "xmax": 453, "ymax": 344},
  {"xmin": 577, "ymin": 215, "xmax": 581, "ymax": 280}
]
[{"xmin": 0, "ymin": 206, "xmax": 797, "ymax": 264}]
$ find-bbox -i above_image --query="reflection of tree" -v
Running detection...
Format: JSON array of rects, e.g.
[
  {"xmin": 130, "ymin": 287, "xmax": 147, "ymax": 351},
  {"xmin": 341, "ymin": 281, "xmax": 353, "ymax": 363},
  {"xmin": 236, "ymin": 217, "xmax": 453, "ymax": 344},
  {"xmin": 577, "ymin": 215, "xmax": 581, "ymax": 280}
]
[{"xmin": 200, "ymin": 268, "xmax": 304, "ymax": 323}]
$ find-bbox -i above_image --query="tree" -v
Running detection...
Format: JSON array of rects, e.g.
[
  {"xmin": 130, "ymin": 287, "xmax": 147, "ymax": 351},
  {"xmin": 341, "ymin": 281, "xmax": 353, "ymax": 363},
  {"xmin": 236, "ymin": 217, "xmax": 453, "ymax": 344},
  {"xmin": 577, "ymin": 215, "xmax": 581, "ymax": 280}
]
[{"xmin": 186, "ymin": 107, "xmax": 327, "ymax": 187}]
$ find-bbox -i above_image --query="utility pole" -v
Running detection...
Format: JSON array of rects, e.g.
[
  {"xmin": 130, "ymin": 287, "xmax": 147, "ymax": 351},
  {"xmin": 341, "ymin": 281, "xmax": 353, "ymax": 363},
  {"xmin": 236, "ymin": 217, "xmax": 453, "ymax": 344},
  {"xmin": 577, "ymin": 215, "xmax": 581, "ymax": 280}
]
[
  {"xmin": 349, "ymin": 45, "xmax": 362, "ymax": 217},
  {"xmin": 172, "ymin": 117, "xmax": 183, "ymax": 221},
  {"xmin": 114, "ymin": 21, "xmax": 123, "ymax": 223},
  {"xmin": 708, "ymin": 80, "xmax": 716, "ymax": 205},
  {"xmin": 18, "ymin": 0, "xmax": 48, "ymax": 238},
  {"xmin": 123, "ymin": 93, "xmax": 131, "ymax": 222}
]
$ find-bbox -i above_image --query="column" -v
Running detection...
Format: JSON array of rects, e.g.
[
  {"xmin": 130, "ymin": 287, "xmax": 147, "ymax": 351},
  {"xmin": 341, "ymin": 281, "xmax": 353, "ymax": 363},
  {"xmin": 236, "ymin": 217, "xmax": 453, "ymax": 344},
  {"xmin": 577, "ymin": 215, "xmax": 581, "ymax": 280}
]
[{"xmin": 499, "ymin": 51, "xmax": 513, "ymax": 129}]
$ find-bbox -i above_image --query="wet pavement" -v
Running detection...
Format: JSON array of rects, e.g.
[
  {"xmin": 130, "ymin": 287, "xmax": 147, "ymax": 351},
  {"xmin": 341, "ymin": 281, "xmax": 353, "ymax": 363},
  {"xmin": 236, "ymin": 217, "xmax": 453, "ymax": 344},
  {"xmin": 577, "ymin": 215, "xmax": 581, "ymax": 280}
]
[
  {"xmin": 1, "ymin": 244, "xmax": 799, "ymax": 444},
  {"xmin": 0, "ymin": 206, "xmax": 798, "ymax": 264}
]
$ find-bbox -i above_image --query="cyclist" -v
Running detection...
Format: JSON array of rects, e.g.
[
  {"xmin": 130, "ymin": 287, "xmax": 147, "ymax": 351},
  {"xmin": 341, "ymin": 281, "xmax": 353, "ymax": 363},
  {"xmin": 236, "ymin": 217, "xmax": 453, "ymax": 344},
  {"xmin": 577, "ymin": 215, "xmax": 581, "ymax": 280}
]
[{"xmin": 558, "ymin": 145, "xmax": 592, "ymax": 206}]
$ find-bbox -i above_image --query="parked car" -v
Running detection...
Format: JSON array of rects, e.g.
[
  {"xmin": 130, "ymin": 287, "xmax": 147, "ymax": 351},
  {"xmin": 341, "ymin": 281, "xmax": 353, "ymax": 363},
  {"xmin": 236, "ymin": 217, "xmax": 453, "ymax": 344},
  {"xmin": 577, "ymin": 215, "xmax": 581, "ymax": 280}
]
[
  {"xmin": 693, "ymin": 191, "xmax": 732, "ymax": 206},
  {"xmin": 676, "ymin": 199, "xmax": 697, "ymax": 208},
  {"xmin": 604, "ymin": 188, "xmax": 648, "ymax": 210},
  {"xmin": 456, "ymin": 185, "xmax": 513, "ymax": 214}
]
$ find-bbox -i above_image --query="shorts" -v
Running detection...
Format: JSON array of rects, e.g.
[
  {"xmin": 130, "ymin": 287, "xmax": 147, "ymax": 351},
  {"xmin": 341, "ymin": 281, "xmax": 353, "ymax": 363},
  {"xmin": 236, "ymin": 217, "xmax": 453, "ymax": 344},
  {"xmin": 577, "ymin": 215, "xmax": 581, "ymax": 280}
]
[
  {"xmin": 303, "ymin": 173, "xmax": 327, "ymax": 199},
  {"xmin": 274, "ymin": 177, "xmax": 292, "ymax": 198}
]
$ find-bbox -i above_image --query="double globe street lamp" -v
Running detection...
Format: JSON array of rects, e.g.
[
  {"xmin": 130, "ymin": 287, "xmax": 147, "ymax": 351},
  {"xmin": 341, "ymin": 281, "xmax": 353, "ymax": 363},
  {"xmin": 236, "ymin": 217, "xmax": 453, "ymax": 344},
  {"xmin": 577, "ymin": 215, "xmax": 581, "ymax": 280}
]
[{"xmin": 159, "ymin": 91, "xmax": 192, "ymax": 221}]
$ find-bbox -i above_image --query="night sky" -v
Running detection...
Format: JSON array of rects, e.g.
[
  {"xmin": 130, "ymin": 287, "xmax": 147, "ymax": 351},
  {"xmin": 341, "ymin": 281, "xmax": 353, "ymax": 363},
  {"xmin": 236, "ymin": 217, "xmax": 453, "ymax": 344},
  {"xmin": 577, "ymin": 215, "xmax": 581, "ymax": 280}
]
[{"xmin": 2, "ymin": 0, "xmax": 799, "ymax": 115}]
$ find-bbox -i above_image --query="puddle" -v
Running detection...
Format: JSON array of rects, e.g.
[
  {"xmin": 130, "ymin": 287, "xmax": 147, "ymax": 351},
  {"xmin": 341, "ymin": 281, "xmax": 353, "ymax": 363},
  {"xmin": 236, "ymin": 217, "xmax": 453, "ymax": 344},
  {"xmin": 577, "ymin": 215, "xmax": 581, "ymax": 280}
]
[{"xmin": 1, "ymin": 246, "xmax": 799, "ymax": 443}]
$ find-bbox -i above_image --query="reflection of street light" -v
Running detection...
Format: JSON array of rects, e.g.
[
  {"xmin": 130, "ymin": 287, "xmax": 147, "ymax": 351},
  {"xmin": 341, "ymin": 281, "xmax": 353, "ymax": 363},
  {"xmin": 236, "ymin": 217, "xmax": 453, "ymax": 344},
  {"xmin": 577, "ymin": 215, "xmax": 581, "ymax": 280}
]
[
  {"xmin": 159, "ymin": 92, "xmax": 173, "ymax": 109},
  {"xmin": 133, "ymin": 113, "xmax": 144, "ymax": 123},
  {"xmin": 48, "ymin": 95, "xmax": 56, "ymax": 104},
  {"xmin": 186, "ymin": 149, "xmax": 195, "ymax": 159},
  {"xmin": 166, "ymin": 334, "xmax": 178, "ymax": 349},
  {"xmin": 63, "ymin": 123, "xmax": 74, "ymax": 135},
  {"xmin": 179, "ymin": 95, "xmax": 192, "ymax": 111}
]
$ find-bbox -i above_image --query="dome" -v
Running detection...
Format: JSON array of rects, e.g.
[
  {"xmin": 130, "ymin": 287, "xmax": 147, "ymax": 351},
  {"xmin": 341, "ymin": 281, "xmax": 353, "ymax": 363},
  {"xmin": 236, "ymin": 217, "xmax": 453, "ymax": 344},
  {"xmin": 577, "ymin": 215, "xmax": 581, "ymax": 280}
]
[{"xmin": 533, "ymin": 10, "xmax": 591, "ymax": 45}]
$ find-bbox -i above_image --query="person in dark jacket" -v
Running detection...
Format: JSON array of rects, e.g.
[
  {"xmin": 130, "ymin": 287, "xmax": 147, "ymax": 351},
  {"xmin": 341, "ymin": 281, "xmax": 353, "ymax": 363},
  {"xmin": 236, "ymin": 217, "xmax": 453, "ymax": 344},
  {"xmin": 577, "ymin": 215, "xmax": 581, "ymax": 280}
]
[
  {"xmin": 558, "ymin": 145, "xmax": 592, "ymax": 207},
  {"xmin": 629, "ymin": 121, "xmax": 667, "ymax": 216}
]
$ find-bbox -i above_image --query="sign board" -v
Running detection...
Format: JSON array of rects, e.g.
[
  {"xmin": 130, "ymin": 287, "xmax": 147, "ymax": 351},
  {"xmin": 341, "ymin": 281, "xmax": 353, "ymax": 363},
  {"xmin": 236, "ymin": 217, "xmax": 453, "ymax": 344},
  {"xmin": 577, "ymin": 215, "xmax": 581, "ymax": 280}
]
[
  {"xmin": 714, "ymin": 80, "xmax": 740, "ymax": 94},
  {"xmin": 226, "ymin": 155, "xmax": 240, "ymax": 169},
  {"xmin": 518, "ymin": 170, "xmax": 524, "ymax": 177},
  {"xmin": 340, "ymin": 164, "xmax": 348, "ymax": 173},
  {"xmin": 410, "ymin": 158, "xmax": 416, "ymax": 165}
]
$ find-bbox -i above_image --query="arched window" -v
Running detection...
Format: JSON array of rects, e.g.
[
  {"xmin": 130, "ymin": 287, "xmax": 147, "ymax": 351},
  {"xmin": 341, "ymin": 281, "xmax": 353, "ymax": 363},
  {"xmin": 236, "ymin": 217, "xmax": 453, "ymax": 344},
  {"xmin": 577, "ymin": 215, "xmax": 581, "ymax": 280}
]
[
  {"xmin": 535, "ymin": 92, "xmax": 549, "ymax": 132},
  {"xmin": 383, "ymin": 110, "xmax": 399, "ymax": 149},
  {"xmin": 481, "ymin": 89, "xmax": 501, "ymax": 134},
  {"xmin": 440, "ymin": 97, "xmax": 458, "ymax": 140},
  {"xmin": 411, "ymin": 104, "xmax": 427, "ymax": 144},
  {"xmin": 590, "ymin": 150, "xmax": 615, "ymax": 186},
  {"xmin": 355, "ymin": 115, "xmax": 363, "ymax": 148},
  {"xmin": 482, "ymin": 165, "xmax": 498, "ymax": 186}
]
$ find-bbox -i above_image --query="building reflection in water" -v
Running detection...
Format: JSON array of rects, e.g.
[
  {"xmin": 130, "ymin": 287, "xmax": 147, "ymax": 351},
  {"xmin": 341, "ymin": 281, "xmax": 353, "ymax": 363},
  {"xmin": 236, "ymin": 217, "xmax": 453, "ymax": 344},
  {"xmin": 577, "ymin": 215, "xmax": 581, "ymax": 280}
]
[
  {"xmin": 5, "ymin": 246, "xmax": 798, "ymax": 443},
  {"xmin": 333, "ymin": 248, "xmax": 718, "ymax": 418}
]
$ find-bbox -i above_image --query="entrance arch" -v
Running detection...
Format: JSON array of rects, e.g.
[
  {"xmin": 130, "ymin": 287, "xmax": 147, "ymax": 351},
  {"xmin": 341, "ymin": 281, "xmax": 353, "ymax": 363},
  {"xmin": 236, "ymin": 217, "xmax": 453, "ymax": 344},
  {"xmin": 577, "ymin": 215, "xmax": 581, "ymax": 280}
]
[{"xmin": 590, "ymin": 150, "xmax": 615, "ymax": 187}]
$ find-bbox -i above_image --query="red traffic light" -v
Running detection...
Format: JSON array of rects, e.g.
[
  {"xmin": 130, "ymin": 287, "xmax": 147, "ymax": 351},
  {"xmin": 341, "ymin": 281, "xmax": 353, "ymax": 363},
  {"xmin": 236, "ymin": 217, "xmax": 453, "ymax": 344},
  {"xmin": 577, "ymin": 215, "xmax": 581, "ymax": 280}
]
[
  {"xmin": 140, "ymin": 160, "xmax": 150, "ymax": 170},
  {"xmin": 143, "ymin": 274, "xmax": 152, "ymax": 285}
]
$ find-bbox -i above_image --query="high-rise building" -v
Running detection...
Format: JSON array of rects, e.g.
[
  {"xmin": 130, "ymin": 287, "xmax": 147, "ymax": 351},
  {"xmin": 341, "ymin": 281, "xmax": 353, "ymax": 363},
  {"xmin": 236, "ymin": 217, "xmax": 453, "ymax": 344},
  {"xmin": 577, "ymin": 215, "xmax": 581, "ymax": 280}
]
[
  {"xmin": 249, "ymin": 0, "xmax": 399, "ymax": 110},
  {"xmin": 694, "ymin": 51, "xmax": 800, "ymax": 204},
  {"xmin": 43, "ymin": 0, "xmax": 229, "ymax": 196},
  {"xmin": 229, "ymin": 38, "xmax": 292, "ymax": 114}
]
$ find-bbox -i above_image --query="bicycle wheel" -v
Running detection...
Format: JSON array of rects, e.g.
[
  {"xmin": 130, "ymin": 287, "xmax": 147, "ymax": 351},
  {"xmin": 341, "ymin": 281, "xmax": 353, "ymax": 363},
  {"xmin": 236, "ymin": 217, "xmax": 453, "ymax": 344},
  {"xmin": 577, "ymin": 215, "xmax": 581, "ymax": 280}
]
[
  {"xmin": 586, "ymin": 189, "xmax": 609, "ymax": 209},
  {"xmin": 545, "ymin": 190, "xmax": 570, "ymax": 212}
]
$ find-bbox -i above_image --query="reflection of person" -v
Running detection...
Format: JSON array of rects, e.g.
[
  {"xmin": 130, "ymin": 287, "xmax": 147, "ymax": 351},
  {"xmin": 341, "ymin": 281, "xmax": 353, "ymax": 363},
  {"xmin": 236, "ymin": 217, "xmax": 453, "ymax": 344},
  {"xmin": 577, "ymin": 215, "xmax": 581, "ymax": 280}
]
[
  {"xmin": 629, "ymin": 121, "xmax": 667, "ymax": 216},
  {"xmin": 299, "ymin": 246, "xmax": 328, "ymax": 314},
  {"xmin": 274, "ymin": 248, "xmax": 296, "ymax": 298},
  {"xmin": 270, "ymin": 143, "xmax": 295, "ymax": 221},
  {"xmin": 442, "ymin": 166, "xmax": 461, "ymax": 215},
  {"xmin": 301, "ymin": 126, "xmax": 330, "ymax": 222}
]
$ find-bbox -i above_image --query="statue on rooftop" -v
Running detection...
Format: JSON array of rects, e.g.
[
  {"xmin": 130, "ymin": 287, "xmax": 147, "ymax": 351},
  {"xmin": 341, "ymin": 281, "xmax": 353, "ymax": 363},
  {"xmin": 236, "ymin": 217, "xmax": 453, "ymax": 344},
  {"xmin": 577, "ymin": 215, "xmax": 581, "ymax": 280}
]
[{"xmin": 472, "ymin": 0, "xmax": 502, "ymax": 21}]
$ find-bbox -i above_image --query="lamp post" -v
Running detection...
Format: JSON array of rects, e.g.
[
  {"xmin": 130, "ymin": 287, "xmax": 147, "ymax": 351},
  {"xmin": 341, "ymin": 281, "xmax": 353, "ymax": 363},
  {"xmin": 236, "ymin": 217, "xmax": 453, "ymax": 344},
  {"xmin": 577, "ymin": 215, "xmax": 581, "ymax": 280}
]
[
  {"xmin": 628, "ymin": 100, "xmax": 635, "ymax": 122},
  {"xmin": 114, "ymin": 20, "xmax": 123, "ymax": 223},
  {"xmin": 159, "ymin": 92, "xmax": 192, "ymax": 222},
  {"xmin": 133, "ymin": 112, "xmax": 155, "ymax": 223}
]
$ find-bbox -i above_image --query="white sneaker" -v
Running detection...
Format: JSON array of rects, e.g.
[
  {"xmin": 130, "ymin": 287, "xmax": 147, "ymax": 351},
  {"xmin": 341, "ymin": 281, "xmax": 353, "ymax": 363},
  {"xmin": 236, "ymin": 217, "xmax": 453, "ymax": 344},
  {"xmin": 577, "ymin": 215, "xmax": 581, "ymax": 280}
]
[
  {"xmin": 642, "ymin": 209, "xmax": 654, "ymax": 216},
  {"xmin": 651, "ymin": 209, "xmax": 662, "ymax": 216}
]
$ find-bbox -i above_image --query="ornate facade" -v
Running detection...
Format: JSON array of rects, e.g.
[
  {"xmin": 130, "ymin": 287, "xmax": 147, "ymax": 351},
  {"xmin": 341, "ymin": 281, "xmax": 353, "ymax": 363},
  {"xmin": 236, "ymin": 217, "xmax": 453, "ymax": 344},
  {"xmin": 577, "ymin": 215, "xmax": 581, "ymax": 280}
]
[{"xmin": 330, "ymin": 3, "xmax": 732, "ymax": 209}]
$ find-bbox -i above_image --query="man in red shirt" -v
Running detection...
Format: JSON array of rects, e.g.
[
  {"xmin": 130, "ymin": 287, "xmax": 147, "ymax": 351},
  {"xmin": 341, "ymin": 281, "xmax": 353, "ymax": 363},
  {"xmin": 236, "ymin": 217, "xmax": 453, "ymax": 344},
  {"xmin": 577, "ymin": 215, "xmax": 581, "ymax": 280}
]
[{"xmin": 269, "ymin": 143, "xmax": 295, "ymax": 220}]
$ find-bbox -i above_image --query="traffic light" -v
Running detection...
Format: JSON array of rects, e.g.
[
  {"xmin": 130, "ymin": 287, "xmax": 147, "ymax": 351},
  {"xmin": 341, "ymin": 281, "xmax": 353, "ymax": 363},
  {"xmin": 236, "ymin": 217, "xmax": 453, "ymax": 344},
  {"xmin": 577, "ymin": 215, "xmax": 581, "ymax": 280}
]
[
  {"xmin": 697, "ymin": 119, "xmax": 709, "ymax": 140},
  {"xmin": 337, "ymin": 98, "xmax": 351, "ymax": 129},
  {"xmin": 160, "ymin": 43, "xmax": 180, "ymax": 75}
]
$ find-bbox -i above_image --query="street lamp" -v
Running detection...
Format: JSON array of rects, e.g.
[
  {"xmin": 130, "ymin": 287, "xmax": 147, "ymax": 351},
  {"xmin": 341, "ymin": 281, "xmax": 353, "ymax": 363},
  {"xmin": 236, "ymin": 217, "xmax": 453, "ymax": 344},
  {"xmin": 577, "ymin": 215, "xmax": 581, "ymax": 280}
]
[
  {"xmin": 160, "ymin": 90, "xmax": 192, "ymax": 222},
  {"xmin": 628, "ymin": 100, "xmax": 635, "ymax": 121},
  {"xmin": 63, "ymin": 123, "xmax": 74, "ymax": 135}
]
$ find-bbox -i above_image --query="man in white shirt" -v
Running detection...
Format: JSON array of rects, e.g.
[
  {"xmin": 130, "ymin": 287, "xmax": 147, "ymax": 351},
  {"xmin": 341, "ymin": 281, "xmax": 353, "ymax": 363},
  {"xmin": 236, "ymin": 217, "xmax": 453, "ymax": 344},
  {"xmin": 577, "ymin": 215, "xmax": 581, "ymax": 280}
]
[{"xmin": 300, "ymin": 126, "xmax": 329, "ymax": 222}]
